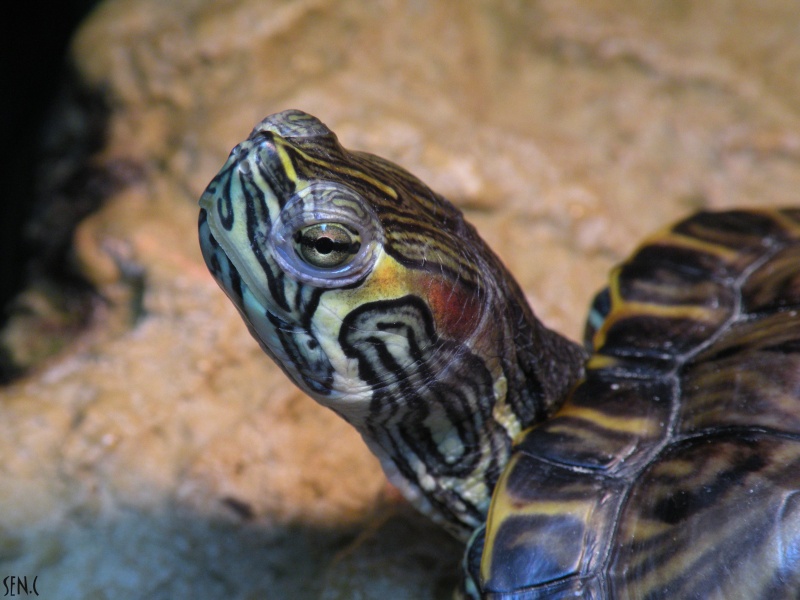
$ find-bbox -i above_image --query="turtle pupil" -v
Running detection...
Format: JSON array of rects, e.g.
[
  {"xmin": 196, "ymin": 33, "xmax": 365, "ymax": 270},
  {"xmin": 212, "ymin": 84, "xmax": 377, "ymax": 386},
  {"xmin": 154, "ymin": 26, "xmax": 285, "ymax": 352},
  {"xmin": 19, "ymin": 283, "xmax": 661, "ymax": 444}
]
[{"xmin": 314, "ymin": 237, "xmax": 334, "ymax": 254}]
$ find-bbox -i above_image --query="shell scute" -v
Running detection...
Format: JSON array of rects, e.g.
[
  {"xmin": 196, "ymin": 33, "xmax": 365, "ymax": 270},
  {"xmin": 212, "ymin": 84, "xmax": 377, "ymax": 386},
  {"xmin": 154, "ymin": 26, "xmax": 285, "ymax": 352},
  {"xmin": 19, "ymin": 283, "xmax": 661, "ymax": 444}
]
[
  {"xmin": 680, "ymin": 310, "xmax": 800, "ymax": 435},
  {"xmin": 483, "ymin": 209, "xmax": 800, "ymax": 597},
  {"xmin": 742, "ymin": 244, "xmax": 800, "ymax": 314},
  {"xmin": 482, "ymin": 452, "xmax": 623, "ymax": 594},
  {"xmin": 609, "ymin": 433, "xmax": 800, "ymax": 598},
  {"xmin": 516, "ymin": 378, "xmax": 673, "ymax": 473}
]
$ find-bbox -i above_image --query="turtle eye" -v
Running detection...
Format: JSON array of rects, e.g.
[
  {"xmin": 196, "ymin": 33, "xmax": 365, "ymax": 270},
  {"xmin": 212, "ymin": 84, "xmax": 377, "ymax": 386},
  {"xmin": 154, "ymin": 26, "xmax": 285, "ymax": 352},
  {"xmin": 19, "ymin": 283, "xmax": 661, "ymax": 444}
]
[
  {"xmin": 293, "ymin": 223, "xmax": 362, "ymax": 269},
  {"xmin": 269, "ymin": 182, "xmax": 383, "ymax": 287}
]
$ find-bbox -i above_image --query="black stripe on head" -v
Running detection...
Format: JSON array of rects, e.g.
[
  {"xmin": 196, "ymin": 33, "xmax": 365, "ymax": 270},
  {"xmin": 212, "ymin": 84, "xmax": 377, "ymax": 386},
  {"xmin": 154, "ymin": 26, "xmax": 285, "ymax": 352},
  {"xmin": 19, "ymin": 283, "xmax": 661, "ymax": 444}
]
[
  {"xmin": 266, "ymin": 310, "xmax": 334, "ymax": 396},
  {"xmin": 215, "ymin": 168, "xmax": 236, "ymax": 231},
  {"xmin": 339, "ymin": 295, "xmax": 503, "ymax": 532}
]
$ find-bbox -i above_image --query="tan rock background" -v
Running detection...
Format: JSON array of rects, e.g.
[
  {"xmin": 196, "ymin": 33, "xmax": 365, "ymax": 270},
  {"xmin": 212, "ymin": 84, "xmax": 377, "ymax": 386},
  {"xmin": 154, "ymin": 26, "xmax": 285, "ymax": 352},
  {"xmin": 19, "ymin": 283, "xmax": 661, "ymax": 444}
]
[{"xmin": 2, "ymin": 0, "xmax": 799, "ymax": 598}]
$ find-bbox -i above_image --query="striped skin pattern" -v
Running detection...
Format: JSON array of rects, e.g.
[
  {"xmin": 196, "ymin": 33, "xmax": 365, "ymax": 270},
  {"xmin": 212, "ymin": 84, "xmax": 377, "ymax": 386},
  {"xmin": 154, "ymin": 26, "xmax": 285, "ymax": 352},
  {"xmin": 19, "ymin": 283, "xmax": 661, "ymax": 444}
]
[
  {"xmin": 475, "ymin": 210, "xmax": 800, "ymax": 599},
  {"xmin": 198, "ymin": 110, "xmax": 585, "ymax": 539}
]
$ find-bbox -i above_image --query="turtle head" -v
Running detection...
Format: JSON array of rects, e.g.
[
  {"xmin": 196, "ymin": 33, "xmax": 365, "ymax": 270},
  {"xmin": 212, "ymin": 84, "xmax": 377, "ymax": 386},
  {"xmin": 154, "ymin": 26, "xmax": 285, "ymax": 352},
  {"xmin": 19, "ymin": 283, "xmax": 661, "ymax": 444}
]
[
  {"xmin": 199, "ymin": 110, "xmax": 584, "ymax": 537},
  {"xmin": 199, "ymin": 109, "xmax": 485, "ymax": 404}
]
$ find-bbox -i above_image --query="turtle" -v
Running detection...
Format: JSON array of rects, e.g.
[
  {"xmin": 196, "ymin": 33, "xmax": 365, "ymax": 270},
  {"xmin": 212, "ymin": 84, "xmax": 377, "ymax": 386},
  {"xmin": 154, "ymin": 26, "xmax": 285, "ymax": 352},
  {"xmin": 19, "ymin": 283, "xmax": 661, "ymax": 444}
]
[{"xmin": 197, "ymin": 109, "xmax": 800, "ymax": 599}]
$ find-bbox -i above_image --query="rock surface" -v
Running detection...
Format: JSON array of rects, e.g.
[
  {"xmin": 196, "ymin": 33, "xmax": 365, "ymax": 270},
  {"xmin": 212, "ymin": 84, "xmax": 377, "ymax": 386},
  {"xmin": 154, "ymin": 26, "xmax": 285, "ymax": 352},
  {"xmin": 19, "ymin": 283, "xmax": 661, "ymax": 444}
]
[{"xmin": 2, "ymin": 0, "xmax": 800, "ymax": 598}]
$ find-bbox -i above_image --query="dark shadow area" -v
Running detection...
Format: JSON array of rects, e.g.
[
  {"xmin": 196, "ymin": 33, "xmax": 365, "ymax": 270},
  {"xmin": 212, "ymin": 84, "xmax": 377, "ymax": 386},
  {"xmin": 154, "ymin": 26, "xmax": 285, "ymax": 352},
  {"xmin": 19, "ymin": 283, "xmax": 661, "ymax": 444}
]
[
  {"xmin": 0, "ymin": 1, "xmax": 101, "ymax": 311},
  {"xmin": 2, "ymin": 498, "xmax": 462, "ymax": 599},
  {"xmin": 0, "ymin": 1, "xmax": 113, "ymax": 382}
]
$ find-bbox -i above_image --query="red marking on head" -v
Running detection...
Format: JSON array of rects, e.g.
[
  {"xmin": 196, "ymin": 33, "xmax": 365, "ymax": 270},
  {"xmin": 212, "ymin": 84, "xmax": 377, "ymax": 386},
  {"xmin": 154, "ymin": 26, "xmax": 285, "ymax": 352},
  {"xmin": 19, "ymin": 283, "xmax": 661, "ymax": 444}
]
[{"xmin": 425, "ymin": 277, "xmax": 482, "ymax": 340}]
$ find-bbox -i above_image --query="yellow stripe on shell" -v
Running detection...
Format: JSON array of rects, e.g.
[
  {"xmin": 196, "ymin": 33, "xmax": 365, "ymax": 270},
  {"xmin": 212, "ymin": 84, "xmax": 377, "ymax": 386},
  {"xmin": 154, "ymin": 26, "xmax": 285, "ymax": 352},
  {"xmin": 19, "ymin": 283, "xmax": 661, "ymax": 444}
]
[
  {"xmin": 766, "ymin": 208, "xmax": 800, "ymax": 238},
  {"xmin": 605, "ymin": 300, "xmax": 722, "ymax": 327},
  {"xmin": 656, "ymin": 231, "xmax": 742, "ymax": 261},
  {"xmin": 591, "ymin": 265, "xmax": 723, "ymax": 353},
  {"xmin": 480, "ymin": 453, "xmax": 598, "ymax": 582},
  {"xmin": 554, "ymin": 405, "xmax": 662, "ymax": 437},
  {"xmin": 586, "ymin": 354, "xmax": 620, "ymax": 370}
]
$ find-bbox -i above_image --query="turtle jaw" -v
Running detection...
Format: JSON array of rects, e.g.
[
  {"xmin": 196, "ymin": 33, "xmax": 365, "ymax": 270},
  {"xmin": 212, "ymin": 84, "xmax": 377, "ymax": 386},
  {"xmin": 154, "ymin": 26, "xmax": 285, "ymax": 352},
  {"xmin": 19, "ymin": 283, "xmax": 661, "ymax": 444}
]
[{"xmin": 199, "ymin": 207, "xmax": 358, "ymax": 406}]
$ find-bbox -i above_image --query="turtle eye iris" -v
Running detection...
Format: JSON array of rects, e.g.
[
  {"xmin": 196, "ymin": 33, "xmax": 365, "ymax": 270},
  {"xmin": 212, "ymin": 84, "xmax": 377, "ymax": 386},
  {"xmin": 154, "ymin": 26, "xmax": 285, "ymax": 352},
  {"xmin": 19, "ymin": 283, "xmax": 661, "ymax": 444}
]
[{"xmin": 293, "ymin": 223, "xmax": 362, "ymax": 269}]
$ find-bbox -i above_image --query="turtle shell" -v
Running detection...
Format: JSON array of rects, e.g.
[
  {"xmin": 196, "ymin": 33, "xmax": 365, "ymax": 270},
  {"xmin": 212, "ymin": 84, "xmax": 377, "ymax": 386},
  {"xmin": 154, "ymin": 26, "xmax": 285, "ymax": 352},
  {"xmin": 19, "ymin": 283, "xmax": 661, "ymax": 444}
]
[{"xmin": 476, "ymin": 209, "xmax": 800, "ymax": 598}]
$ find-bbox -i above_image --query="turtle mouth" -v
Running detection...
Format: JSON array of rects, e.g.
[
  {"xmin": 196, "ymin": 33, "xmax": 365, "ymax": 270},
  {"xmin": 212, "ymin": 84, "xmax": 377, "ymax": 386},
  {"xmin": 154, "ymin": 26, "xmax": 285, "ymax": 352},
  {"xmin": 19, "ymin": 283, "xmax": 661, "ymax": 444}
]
[
  {"xmin": 198, "ymin": 207, "xmax": 287, "ymax": 344},
  {"xmin": 198, "ymin": 206, "xmax": 292, "ymax": 333}
]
